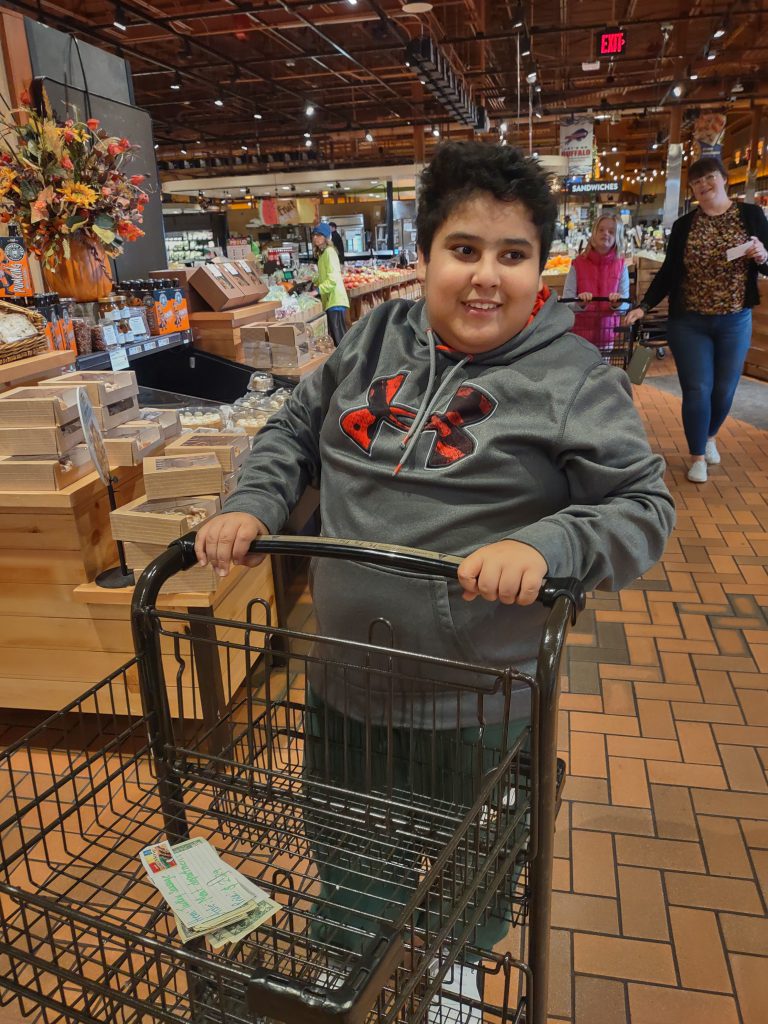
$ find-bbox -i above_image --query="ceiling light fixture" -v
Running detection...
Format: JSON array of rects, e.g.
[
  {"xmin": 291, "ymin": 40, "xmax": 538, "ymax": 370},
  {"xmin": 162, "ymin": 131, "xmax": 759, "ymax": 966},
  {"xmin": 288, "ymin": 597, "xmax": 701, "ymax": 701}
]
[
  {"xmin": 180, "ymin": 148, "xmax": 187, "ymax": 155},
  {"xmin": 305, "ymin": 102, "xmax": 315, "ymax": 116},
  {"xmin": 305, "ymin": 138, "xmax": 312, "ymax": 147},
  {"xmin": 689, "ymin": 68, "xmax": 699, "ymax": 80},
  {"xmin": 512, "ymin": 4, "xmax": 524, "ymax": 29},
  {"xmin": 611, "ymin": 145, "xmax": 617, "ymax": 152},
  {"xmin": 526, "ymin": 70, "xmax": 537, "ymax": 85},
  {"xmin": 214, "ymin": 98, "xmax": 224, "ymax": 107},
  {"xmin": 707, "ymin": 49, "xmax": 717, "ymax": 61},
  {"xmin": 499, "ymin": 121, "xmax": 508, "ymax": 133},
  {"xmin": 241, "ymin": 145, "xmax": 248, "ymax": 151},
  {"xmin": 113, "ymin": 2, "xmax": 127, "ymax": 31},
  {"xmin": 170, "ymin": 72, "xmax": 181, "ymax": 90},
  {"xmin": 253, "ymin": 113, "xmax": 262, "ymax": 120},
  {"xmin": 713, "ymin": 23, "xmax": 726, "ymax": 39},
  {"xmin": 364, "ymin": 129, "xmax": 374, "ymax": 142},
  {"xmin": 406, "ymin": 34, "xmax": 489, "ymax": 131},
  {"xmin": 432, "ymin": 125, "xmax": 440, "ymax": 136},
  {"xmin": 534, "ymin": 110, "xmax": 542, "ymax": 119},
  {"xmin": 304, "ymin": 132, "xmax": 311, "ymax": 138},
  {"xmin": 521, "ymin": 36, "xmax": 532, "ymax": 57},
  {"xmin": 672, "ymin": 83, "xmax": 683, "ymax": 97}
]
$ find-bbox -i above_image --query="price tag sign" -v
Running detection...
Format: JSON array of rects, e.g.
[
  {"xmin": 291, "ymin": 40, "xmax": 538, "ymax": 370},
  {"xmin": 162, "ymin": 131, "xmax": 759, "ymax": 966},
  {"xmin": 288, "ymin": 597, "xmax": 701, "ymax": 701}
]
[
  {"xmin": 77, "ymin": 387, "xmax": 111, "ymax": 486},
  {"xmin": 109, "ymin": 347, "xmax": 130, "ymax": 370},
  {"xmin": 128, "ymin": 345, "xmax": 142, "ymax": 357},
  {"xmin": 159, "ymin": 338, "xmax": 171, "ymax": 348},
  {"xmin": 144, "ymin": 340, "xmax": 158, "ymax": 351}
]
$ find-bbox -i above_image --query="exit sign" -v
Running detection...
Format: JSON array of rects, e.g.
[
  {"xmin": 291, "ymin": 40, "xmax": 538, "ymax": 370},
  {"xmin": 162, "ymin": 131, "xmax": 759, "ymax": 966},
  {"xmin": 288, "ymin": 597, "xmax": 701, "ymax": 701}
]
[{"xmin": 597, "ymin": 29, "xmax": 627, "ymax": 56}]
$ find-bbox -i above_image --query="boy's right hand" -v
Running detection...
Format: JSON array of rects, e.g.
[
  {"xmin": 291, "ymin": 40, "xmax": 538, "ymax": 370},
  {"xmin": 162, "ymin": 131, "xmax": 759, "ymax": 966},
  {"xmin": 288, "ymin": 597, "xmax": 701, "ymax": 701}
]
[{"xmin": 195, "ymin": 512, "xmax": 270, "ymax": 577}]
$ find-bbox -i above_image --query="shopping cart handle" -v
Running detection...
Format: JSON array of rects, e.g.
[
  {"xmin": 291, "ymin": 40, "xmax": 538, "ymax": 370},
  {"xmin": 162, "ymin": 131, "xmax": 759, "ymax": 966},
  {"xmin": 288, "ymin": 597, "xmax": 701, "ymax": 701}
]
[
  {"xmin": 172, "ymin": 533, "xmax": 586, "ymax": 611},
  {"xmin": 558, "ymin": 296, "xmax": 629, "ymax": 303}
]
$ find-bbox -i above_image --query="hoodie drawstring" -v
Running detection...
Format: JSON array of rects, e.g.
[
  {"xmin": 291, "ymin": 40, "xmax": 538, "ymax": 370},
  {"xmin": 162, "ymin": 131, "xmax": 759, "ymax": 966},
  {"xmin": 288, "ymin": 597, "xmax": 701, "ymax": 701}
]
[{"xmin": 394, "ymin": 327, "xmax": 470, "ymax": 475}]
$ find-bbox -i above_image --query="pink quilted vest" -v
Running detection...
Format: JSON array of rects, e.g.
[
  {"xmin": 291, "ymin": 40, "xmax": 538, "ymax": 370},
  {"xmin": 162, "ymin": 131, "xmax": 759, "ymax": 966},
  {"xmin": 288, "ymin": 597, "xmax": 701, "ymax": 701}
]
[{"xmin": 572, "ymin": 249, "xmax": 624, "ymax": 351}]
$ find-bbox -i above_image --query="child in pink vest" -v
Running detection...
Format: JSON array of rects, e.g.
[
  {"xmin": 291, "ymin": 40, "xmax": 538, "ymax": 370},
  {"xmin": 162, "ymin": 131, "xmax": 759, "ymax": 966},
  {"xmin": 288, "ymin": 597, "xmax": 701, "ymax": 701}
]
[{"xmin": 562, "ymin": 214, "xmax": 630, "ymax": 353}]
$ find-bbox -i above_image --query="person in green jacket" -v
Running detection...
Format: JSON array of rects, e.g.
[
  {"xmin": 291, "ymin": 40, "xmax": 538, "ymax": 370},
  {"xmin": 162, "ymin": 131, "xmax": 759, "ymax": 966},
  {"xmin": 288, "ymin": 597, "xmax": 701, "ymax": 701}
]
[{"xmin": 311, "ymin": 223, "xmax": 350, "ymax": 347}]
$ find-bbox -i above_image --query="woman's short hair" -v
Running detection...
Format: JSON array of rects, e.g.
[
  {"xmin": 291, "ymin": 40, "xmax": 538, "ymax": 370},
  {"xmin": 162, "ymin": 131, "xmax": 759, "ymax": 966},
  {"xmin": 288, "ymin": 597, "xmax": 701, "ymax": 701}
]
[
  {"xmin": 587, "ymin": 213, "xmax": 624, "ymax": 255},
  {"xmin": 688, "ymin": 155, "xmax": 728, "ymax": 183}
]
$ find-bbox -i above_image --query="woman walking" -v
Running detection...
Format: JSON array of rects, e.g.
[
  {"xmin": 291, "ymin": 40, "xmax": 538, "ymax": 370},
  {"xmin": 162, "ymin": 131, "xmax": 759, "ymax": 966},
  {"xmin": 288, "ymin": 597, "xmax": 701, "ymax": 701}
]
[{"xmin": 627, "ymin": 157, "xmax": 768, "ymax": 483}]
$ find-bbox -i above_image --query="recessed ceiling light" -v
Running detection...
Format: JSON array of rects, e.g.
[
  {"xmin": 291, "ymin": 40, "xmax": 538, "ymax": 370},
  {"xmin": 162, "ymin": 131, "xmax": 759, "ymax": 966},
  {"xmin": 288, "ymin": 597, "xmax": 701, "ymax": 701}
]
[
  {"xmin": 214, "ymin": 98, "xmax": 224, "ymax": 107},
  {"xmin": 254, "ymin": 113, "xmax": 262, "ymax": 119}
]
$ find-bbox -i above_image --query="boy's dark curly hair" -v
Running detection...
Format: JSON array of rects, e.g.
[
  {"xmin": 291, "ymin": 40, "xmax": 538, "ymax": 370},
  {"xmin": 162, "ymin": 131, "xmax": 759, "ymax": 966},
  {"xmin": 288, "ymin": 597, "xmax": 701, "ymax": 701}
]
[{"xmin": 416, "ymin": 142, "xmax": 558, "ymax": 271}]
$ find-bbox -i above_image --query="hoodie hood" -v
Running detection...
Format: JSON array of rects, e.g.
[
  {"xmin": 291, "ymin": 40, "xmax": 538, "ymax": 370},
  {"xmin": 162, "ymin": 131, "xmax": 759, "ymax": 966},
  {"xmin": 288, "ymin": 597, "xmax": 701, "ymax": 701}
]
[{"xmin": 405, "ymin": 288, "xmax": 575, "ymax": 366}]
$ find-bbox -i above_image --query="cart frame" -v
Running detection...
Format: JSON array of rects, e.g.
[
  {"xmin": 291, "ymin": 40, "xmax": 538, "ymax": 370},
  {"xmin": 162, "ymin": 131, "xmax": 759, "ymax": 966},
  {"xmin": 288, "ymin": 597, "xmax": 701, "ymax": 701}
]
[{"xmin": 0, "ymin": 535, "xmax": 584, "ymax": 1024}]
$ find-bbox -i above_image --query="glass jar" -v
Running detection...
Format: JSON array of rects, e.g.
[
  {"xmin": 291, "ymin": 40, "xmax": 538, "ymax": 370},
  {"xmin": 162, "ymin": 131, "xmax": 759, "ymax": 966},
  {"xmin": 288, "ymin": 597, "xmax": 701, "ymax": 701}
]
[{"xmin": 98, "ymin": 297, "xmax": 117, "ymax": 322}]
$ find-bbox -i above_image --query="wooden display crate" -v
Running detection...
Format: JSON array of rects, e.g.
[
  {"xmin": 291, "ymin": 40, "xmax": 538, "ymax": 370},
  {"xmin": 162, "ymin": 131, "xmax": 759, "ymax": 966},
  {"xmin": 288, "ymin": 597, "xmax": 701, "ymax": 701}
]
[
  {"xmin": 165, "ymin": 430, "xmax": 249, "ymax": 473},
  {"xmin": 0, "ymin": 446, "xmax": 93, "ymax": 491},
  {"xmin": 143, "ymin": 453, "xmax": 225, "ymax": 500},
  {"xmin": 0, "ymin": 419, "xmax": 84, "ymax": 457},
  {"xmin": 0, "ymin": 385, "xmax": 80, "ymax": 427},
  {"xmin": 190, "ymin": 301, "xmax": 282, "ymax": 361},
  {"xmin": 123, "ymin": 540, "xmax": 217, "ymax": 593},
  {"xmin": 102, "ymin": 422, "xmax": 164, "ymax": 467},
  {"xmin": 110, "ymin": 494, "xmax": 220, "ymax": 545},
  {"xmin": 45, "ymin": 369, "xmax": 138, "ymax": 407},
  {"xmin": 136, "ymin": 407, "xmax": 183, "ymax": 440}
]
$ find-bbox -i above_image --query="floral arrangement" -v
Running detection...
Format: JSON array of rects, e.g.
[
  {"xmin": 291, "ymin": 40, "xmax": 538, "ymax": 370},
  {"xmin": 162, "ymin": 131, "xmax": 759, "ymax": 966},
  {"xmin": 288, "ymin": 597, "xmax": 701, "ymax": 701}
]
[{"xmin": 0, "ymin": 91, "xmax": 148, "ymax": 268}]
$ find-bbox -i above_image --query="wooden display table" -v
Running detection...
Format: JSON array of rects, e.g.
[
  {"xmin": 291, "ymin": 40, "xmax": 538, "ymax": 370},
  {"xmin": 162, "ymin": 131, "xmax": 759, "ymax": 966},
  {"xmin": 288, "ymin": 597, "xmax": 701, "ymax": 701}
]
[
  {"xmin": 0, "ymin": 468, "xmax": 276, "ymax": 715},
  {"xmin": 190, "ymin": 300, "xmax": 282, "ymax": 361},
  {"xmin": 746, "ymin": 277, "xmax": 768, "ymax": 381},
  {"xmin": 0, "ymin": 349, "xmax": 76, "ymax": 391},
  {"xmin": 347, "ymin": 272, "xmax": 422, "ymax": 323},
  {"xmin": 635, "ymin": 252, "xmax": 667, "ymax": 316}
]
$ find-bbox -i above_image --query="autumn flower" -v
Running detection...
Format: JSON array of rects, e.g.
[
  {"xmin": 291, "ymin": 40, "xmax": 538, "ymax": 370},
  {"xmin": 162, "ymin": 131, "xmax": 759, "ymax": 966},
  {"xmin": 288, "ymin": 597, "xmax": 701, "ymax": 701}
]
[
  {"xmin": 117, "ymin": 220, "xmax": 143, "ymax": 241},
  {"xmin": 86, "ymin": 118, "xmax": 100, "ymax": 130},
  {"xmin": 59, "ymin": 182, "xmax": 98, "ymax": 208},
  {"xmin": 60, "ymin": 154, "xmax": 74, "ymax": 171}
]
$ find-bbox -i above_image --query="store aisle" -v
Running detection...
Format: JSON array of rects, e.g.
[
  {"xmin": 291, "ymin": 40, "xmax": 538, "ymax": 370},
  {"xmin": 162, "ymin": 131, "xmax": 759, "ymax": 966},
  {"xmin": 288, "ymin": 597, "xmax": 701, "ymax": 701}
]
[
  {"xmin": 543, "ymin": 380, "xmax": 768, "ymax": 1024},
  {"xmin": 0, "ymin": 379, "xmax": 766, "ymax": 1024}
]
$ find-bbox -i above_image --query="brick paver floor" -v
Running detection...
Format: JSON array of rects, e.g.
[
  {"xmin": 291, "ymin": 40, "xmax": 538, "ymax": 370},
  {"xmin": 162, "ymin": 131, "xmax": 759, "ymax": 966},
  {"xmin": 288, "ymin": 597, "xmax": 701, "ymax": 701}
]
[
  {"xmin": 0, "ymin": 371, "xmax": 766, "ymax": 1024},
  {"xmin": 547, "ymin": 377, "xmax": 768, "ymax": 1023}
]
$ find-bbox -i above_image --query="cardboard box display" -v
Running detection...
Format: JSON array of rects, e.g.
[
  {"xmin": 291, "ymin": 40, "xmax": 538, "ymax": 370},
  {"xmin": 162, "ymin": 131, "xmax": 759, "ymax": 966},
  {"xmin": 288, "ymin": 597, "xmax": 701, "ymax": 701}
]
[
  {"xmin": 220, "ymin": 261, "xmax": 268, "ymax": 304},
  {"xmin": 0, "ymin": 386, "xmax": 80, "ymax": 428},
  {"xmin": 123, "ymin": 540, "xmax": 219, "ymax": 593},
  {"xmin": 164, "ymin": 431, "xmax": 249, "ymax": 473},
  {"xmin": 268, "ymin": 340, "xmax": 311, "ymax": 368},
  {"xmin": 306, "ymin": 313, "xmax": 329, "ymax": 343},
  {"xmin": 241, "ymin": 341, "xmax": 272, "ymax": 369},
  {"xmin": 0, "ymin": 445, "xmax": 92, "ymax": 491},
  {"xmin": 136, "ymin": 407, "xmax": 183, "ymax": 441},
  {"xmin": 143, "ymin": 453, "xmax": 225, "ymax": 500},
  {"xmin": 45, "ymin": 370, "xmax": 138, "ymax": 407},
  {"xmin": 268, "ymin": 321, "xmax": 312, "ymax": 348},
  {"xmin": 239, "ymin": 324, "xmax": 271, "ymax": 346},
  {"xmin": 110, "ymin": 494, "xmax": 220, "ymax": 545},
  {"xmin": 189, "ymin": 264, "xmax": 248, "ymax": 311},
  {"xmin": 0, "ymin": 419, "xmax": 84, "ymax": 457},
  {"xmin": 102, "ymin": 421, "xmax": 164, "ymax": 466}
]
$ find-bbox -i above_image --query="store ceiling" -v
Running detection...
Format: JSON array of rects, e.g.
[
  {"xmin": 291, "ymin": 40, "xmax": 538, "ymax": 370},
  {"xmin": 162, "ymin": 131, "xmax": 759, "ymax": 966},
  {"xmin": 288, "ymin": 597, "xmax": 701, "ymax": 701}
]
[{"xmin": 7, "ymin": 0, "xmax": 767, "ymax": 179}]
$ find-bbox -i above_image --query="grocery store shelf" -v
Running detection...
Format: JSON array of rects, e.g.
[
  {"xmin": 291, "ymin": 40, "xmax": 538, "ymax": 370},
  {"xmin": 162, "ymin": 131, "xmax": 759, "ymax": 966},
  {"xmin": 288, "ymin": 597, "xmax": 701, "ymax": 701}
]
[
  {"xmin": 77, "ymin": 330, "xmax": 192, "ymax": 372},
  {"xmin": 0, "ymin": 349, "xmax": 76, "ymax": 388}
]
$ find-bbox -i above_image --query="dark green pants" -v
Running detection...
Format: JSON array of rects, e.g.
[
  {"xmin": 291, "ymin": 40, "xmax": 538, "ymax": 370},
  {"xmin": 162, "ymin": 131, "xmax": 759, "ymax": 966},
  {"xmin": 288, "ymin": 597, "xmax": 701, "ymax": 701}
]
[{"xmin": 303, "ymin": 686, "xmax": 529, "ymax": 958}]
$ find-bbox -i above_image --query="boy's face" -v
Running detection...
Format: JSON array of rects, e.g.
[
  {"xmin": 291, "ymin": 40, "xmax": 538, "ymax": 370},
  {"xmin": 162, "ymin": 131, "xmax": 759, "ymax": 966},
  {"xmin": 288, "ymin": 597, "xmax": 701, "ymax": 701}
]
[{"xmin": 417, "ymin": 193, "xmax": 543, "ymax": 355}]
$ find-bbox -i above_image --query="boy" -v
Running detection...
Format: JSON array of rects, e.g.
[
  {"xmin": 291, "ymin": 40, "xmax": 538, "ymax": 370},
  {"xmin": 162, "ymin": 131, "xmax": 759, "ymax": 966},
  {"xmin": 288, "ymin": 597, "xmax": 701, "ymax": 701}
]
[
  {"xmin": 197, "ymin": 143, "xmax": 674, "ymax": 980},
  {"xmin": 311, "ymin": 222, "xmax": 349, "ymax": 347}
]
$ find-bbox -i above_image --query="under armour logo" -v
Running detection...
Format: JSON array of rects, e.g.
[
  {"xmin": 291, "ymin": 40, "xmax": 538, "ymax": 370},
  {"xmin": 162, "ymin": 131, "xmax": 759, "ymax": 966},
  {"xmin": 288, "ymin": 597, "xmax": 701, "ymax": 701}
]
[{"xmin": 340, "ymin": 372, "xmax": 497, "ymax": 468}]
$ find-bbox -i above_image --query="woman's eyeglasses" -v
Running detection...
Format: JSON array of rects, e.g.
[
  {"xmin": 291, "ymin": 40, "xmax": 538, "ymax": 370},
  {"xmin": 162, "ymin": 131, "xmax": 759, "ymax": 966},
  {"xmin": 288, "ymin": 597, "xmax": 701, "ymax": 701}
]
[{"xmin": 690, "ymin": 173, "xmax": 721, "ymax": 187}]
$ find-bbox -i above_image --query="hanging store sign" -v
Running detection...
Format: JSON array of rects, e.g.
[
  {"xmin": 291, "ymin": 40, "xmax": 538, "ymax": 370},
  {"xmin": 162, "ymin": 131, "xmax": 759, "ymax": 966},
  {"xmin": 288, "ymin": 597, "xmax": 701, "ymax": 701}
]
[
  {"xmin": 560, "ymin": 119, "xmax": 594, "ymax": 177},
  {"xmin": 246, "ymin": 197, "xmax": 319, "ymax": 227},
  {"xmin": 692, "ymin": 111, "xmax": 727, "ymax": 160},
  {"xmin": 596, "ymin": 30, "xmax": 627, "ymax": 56},
  {"xmin": 566, "ymin": 180, "xmax": 620, "ymax": 194}
]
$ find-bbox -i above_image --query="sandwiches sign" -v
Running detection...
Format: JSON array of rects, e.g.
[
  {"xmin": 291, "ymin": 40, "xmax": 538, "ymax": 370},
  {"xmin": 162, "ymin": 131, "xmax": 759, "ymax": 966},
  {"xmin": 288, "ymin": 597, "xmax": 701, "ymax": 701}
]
[{"xmin": 560, "ymin": 119, "xmax": 594, "ymax": 176}]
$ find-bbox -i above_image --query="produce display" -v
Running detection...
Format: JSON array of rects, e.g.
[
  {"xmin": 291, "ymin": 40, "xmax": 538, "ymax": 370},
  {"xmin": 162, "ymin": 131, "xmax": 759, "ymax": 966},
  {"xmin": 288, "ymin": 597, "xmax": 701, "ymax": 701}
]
[{"xmin": 543, "ymin": 254, "xmax": 572, "ymax": 273}]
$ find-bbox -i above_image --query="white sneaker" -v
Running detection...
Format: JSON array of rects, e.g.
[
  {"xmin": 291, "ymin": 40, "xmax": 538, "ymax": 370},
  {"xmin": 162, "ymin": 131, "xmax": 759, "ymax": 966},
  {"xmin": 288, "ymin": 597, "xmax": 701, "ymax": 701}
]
[
  {"xmin": 705, "ymin": 439, "xmax": 721, "ymax": 464},
  {"xmin": 687, "ymin": 461, "xmax": 708, "ymax": 484},
  {"xmin": 429, "ymin": 963, "xmax": 482, "ymax": 1023}
]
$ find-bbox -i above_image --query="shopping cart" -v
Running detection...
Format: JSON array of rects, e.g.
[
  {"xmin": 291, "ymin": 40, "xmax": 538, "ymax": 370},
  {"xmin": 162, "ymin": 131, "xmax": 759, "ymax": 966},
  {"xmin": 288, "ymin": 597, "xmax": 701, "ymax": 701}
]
[
  {"xmin": 559, "ymin": 295, "xmax": 635, "ymax": 368},
  {"xmin": 560, "ymin": 297, "xmax": 668, "ymax": 379},
  {"xmin": 0, "ymin": 535, "xmax": 584, "ymax": 1024}
]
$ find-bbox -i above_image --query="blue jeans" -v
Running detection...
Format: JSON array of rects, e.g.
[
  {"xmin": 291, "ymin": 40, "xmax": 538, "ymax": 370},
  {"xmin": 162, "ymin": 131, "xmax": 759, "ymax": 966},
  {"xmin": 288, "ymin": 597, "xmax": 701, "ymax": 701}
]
[{"xmin": 667, "ymin": 309, "xmax": 753, "ymax": 456}]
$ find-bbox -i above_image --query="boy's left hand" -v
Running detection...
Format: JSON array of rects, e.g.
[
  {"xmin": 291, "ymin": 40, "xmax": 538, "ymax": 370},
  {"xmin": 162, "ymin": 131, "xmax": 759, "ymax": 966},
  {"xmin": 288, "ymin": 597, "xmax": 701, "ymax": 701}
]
[{"xmin": 458, "ymin": 540, "xmax": 548, "ymax": 606}]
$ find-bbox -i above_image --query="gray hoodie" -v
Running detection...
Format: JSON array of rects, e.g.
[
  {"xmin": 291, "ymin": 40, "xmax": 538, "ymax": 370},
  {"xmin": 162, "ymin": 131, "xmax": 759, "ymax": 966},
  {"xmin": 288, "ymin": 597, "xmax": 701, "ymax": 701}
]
[{"xmin": 224, "ymin": 294, "xmax": 675, "ymax": 725}]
